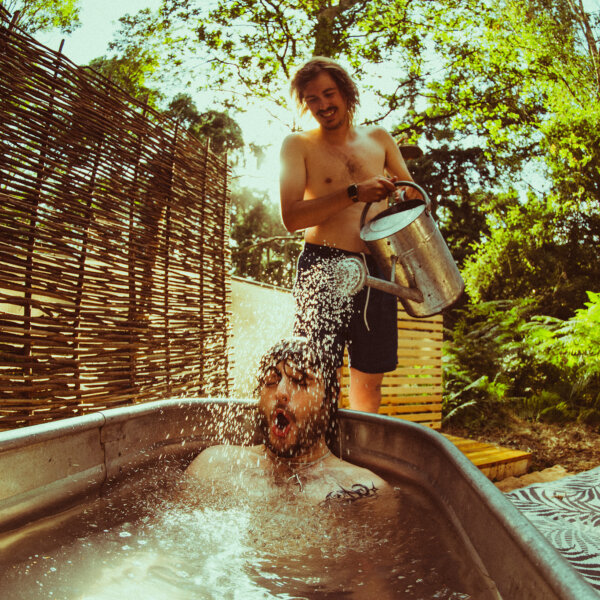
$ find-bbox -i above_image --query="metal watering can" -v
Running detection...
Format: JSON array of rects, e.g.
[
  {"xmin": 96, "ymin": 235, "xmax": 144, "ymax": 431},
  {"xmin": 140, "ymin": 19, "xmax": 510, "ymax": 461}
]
[{"xmin": 340, "ymin": 181, "xmax": 464, "ymax": 318}]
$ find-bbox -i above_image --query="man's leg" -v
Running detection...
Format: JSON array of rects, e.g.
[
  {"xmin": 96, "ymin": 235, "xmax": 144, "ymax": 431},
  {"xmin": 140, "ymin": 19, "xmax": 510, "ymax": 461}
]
[
  {"xmin": 348, "ymin": 368, "xmax": 383, "ymax": 413},
  {"xmin": 346, "ymin": 255, "xmax": 397, "ymax": 414}
]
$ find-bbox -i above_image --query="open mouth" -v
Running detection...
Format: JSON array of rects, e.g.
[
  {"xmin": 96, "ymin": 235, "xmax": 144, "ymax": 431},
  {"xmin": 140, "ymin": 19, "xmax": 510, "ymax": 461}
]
[{"xmin": 271, "ymin": 408, "xmax": 292, "ymax": 439}]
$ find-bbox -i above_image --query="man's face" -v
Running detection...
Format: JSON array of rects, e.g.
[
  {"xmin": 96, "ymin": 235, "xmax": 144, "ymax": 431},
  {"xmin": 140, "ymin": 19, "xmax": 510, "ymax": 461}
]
[
  {"xmin": 257, "ymin": 359, "xmax": 328, "ymax": 458},
  {"xmin": 302, "ymin": 72, "xmax": 349, "ymax": 131}
]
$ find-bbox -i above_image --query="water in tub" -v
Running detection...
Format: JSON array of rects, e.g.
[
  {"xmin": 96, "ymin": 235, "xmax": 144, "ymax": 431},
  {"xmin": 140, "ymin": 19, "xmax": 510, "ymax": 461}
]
[{"xmin": 0, "ymin": 453, "xmax": 496, "ymax": 599}]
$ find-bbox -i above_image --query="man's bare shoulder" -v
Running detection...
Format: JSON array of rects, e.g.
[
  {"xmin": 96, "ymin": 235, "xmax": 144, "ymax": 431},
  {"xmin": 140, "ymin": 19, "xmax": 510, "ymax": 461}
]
[
  {"xmin": 360, "ymin": 124, "xmax": 395, "ymax": 143},
  {"xmin": 326, "ymin": 455, "xmax": 390, "ymax": 490},
  {"xmin": 280, "ymin": 129, "xmax": 319, "ymax": 152},
  {"xmin": 186, "ymin": 444, "xmax": 262, "ymax": 480}
]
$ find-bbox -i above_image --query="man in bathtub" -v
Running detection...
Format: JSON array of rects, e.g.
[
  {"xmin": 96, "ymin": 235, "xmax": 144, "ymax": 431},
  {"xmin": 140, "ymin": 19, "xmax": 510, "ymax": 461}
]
[{"xmin": 186, "ymin": 337, "xmax": 392, "ymax": 505}]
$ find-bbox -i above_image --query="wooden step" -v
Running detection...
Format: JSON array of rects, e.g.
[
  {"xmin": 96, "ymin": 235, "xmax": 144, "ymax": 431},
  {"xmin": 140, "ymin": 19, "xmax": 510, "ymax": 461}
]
[{"xmin": 443, "ymin": 434, "xmax": 532, "ymax": 481}]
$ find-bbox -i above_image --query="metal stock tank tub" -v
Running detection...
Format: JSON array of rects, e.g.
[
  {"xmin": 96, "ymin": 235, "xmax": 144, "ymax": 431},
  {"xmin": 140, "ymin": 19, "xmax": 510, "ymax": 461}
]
[{"xmin": 0, "ymin": 399, "xmax": 596, "ymax": 599}]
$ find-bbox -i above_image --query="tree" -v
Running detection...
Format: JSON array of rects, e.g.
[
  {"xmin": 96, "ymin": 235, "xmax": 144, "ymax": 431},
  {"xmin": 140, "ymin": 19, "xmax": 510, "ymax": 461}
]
[
  {"xmin": 404, "ymin": 131, "xmax": 496, "ymax": 267},
  {"xmin": 107, "ymin": 0, "xmax": 599, "ymax": 305},
  {"xmin": 165, "ymin": 94, "xmax": 244, "ymax": 154},
  {"xmin": 88, "ymin": 51, "xmax": 164, "ymax": 108},
  {"xmin": 86, "ymin": 58, "xmax": 245, "ymax": 155},
  {"xmin": 230, "ymin": 187, "xmax": 301, "ymax": 287},
  {"xmin": 419, "ymin": 0, "xmax": 599, "ymax": 201},
  {"xmin": 105, "ymin": 0, "xmax": 430, "ymax": 111},
  {"xmin": 462, "ymin": 192, "xmax": 600, "ymax": 319},
  {"xmin": 2, "ymin": 0, "xmax": 81, "ymax": 34}
]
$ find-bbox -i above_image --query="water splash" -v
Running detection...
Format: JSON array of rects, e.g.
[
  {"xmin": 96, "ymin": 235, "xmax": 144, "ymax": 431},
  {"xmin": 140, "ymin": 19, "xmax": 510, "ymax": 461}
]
[
  {"xmin": 292, "ymin": 255, "xmax": 357, "ymax": 370},
  {"xmin": 229, "ymin": 279, "xmax": 295, "ymax": 398}
]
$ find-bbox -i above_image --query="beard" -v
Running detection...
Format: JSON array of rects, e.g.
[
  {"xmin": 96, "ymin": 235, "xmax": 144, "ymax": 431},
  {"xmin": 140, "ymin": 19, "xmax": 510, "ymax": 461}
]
[
  {"xmin": 319, "ymin": 114, "xmax": 346, "ymax": 131},
  {"xmin": 257, "ymin": 406, "xmax": 330, "ymax": 459},
  {"xmin": 315, "ymin": 107, "xmax": 348, "ymax": 131}
]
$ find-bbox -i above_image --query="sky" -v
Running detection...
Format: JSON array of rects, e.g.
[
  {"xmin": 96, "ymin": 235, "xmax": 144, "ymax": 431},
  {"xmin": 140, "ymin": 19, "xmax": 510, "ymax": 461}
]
[{"xmin": 36, "ymin": 0, "xmax": 160, "ymax": 63}]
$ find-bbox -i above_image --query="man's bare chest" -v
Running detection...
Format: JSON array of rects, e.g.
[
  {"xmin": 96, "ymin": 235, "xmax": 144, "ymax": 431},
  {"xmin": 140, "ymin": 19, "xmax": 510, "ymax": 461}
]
[{"xmin": 304, "ymin": 141, "xmax": 386, "ymax": 192}]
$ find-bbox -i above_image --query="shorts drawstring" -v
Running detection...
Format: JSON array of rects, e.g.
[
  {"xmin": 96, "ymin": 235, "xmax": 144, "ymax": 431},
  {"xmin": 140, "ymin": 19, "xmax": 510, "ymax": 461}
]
[{"xmin": 360, "ymin": 252, "xmax": 371, "ymax": 332}]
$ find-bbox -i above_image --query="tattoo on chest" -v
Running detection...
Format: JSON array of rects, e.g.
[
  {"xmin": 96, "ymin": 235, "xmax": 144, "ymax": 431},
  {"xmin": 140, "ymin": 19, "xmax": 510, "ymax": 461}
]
[{"xmin": 323, "ymin": 483, "xmax": 378, "ymax": 503}]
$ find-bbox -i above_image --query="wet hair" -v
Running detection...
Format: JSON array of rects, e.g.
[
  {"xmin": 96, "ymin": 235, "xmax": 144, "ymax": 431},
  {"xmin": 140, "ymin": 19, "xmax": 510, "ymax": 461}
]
[
  {"xmin": 290, "ymin": 57, "xmax": 360, "ymax": 124},
  {"xmin": 255, "ymin": 336, "xmax": 340, "ymax": 449}
]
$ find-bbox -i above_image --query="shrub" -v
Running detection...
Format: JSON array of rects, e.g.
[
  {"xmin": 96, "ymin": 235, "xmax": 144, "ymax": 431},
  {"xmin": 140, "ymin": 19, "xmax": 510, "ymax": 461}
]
[
  {"xmin": 443, "ymin": 292, "xmax": 600, "ymax": 430},
  {"xmin": 443, "ymin": 298, "xmax": 538, "ymax": 427}
]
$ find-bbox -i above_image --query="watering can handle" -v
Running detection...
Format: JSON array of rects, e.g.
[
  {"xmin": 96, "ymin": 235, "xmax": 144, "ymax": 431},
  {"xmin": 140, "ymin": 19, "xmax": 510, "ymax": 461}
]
[
  {"xmin": 393, "ymin": 180, "xmax": 432, "ymax": 213},
  {"xmin": 360, "ymin": 202, "xmax": 371, "ymax": 230},
  {"xmin": 359, "ymin": 180, "xmax": 432, "ymax": 230}
]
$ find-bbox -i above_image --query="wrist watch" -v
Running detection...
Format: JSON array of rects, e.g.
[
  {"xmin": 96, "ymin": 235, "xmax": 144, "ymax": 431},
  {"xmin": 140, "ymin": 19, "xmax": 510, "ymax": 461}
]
[{"xmin": 347, "ymin": 183, "xmax": 359, "ymax": 202}]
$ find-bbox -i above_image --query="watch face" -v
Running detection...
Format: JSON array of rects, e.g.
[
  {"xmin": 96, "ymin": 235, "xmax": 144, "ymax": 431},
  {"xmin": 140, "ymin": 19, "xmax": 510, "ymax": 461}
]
[{"xmin": 348, "ymin": 184, "xmax": 358, "ymax": 201}]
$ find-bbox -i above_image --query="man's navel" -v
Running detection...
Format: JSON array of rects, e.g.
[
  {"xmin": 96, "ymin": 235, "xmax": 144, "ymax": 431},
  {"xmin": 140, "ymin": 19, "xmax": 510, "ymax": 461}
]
[{"xmin": 324, "ymin": 177, "xmax": 332, "ymax": 184}]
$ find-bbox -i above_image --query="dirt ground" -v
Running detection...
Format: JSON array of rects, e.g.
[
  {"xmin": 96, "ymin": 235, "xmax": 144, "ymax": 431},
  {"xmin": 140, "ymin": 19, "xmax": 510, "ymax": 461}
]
[{"xmin": 443, "ymin": 414, "xmax": 600, "ymax": 475}]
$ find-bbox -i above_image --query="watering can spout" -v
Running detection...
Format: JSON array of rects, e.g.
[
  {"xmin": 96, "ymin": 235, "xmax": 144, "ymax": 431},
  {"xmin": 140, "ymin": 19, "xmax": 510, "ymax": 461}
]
[{"xmin": 337, "ymin": 256, "xmax": 424, "ymax": 303}]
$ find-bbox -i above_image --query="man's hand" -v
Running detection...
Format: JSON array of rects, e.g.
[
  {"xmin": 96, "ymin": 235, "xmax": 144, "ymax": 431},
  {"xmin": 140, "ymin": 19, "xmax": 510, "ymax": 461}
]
[
  {"xmin": 356, "ymin": 176, "xmax": 397, "ymax": 203},
  {"xmin": 357, "ymin": 176, "xmax": 424, "ymax": 204},
  {"xmin": 388, "ymin": 177, "xmax": 423, "ymax": 203},
  {"xmin": 392, "ymin": 185, "xmax": 424, "ymax": 203}
]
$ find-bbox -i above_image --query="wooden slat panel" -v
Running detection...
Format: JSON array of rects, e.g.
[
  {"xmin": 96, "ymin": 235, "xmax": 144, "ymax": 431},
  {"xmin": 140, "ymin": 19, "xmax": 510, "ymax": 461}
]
[
  {"xmin": 396, "ymin": 348, "xmax": 441, "ymax": 358},
  {"xmin": 378, "ymin": 409, "xmax": 443, "ymax": 422},
  {"xmin": 393, "ymin": 330, "xmax": 443, "ymax": 341},
  {"xmin": 465, "ymin": 447, "xmax": 530, "ymax": 464},
  {"xmin": 382, "ymin": 398, "xmax": 442, "ymax": 406},
  {"xmin": 397, "ymin": 321, "xmax": 443, "ymax": 332},
  {"xmin": 397, "ymin": 340, "xmax": 443, "ymax": 350},
  {"xmin": 398, "ymin": 310, "xmax": 443, "ymax": 322},
  {"xmin": 396, "ymin": 339, "xmax": 442, "ymax": 346},
  {"xmin": 380, "ymin": 403, "xmax": 442, "ymax": 413},
  {"xmin": 385, "ymin": 386, "xmax": 441, "ymax": 397},
  {"xmin": 386, "ymin": 367, "xmax": 443, "ymax": 376},
  {"xmin": 395, "ymin": 358, "xmax": 442, "ymax": 367},
  {"xmin": 382, "ymin": 395, "xmax": 442, "ymax": 403},
  {"xmin": 480, "ymin": 458, "xmax": 531, "ymax": 480},
  {"xmin": 340, "ymin": 305, "xmax": 444, "ymax": 428},
  {"xmin": 383, "ymin": 375, "xmax": 444, "ymax": 383},
  {"xmin": 382, "ymin": 376, "xmax": 443, "ymax": 386}
]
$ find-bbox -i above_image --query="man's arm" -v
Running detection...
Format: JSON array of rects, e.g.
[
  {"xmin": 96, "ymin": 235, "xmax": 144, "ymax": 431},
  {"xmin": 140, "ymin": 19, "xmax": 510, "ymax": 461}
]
[
  {"xmin": 375, "ymin": 127, "xmax": 422, "ymax": 201},
  {"xmin": 279, "ymin": 134, "xmax": 396, "ymax": 233}
]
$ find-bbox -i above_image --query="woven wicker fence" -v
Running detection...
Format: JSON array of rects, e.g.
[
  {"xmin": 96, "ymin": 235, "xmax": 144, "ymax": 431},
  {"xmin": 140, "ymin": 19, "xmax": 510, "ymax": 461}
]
[{"xmin": 0, "ymin": 16, "xmax": 232, "ymax": 428}]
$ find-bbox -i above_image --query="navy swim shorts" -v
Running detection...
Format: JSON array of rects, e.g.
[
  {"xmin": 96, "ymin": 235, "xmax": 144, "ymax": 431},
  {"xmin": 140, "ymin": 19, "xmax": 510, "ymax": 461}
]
[{"xmin": 293, "ymin": 242, "xmax": 398, "ymax": 374}]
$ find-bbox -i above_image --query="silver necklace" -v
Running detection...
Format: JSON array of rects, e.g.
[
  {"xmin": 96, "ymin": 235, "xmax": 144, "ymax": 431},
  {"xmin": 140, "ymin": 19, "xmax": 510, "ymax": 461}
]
[{"xmin": 286, "ymin": 450, "xmax": 332, "ymax": 491}]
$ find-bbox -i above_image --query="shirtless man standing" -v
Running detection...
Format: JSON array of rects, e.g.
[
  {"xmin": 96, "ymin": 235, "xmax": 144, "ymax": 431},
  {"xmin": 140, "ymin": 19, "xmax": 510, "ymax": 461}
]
[
  {"xmin": 186, "ymin": 337, "xmax": 391, "ymax": 505},
  {"xmin": 280, "ymin": 57, "xmax": 421, "ymax": 413}
]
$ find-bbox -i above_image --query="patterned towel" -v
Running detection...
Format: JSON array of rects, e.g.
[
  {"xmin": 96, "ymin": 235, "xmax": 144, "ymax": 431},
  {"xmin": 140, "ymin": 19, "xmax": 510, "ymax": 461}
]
[{"xmin": 506, "ymin": 466, "xmax": 600, "ymax": 592}]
